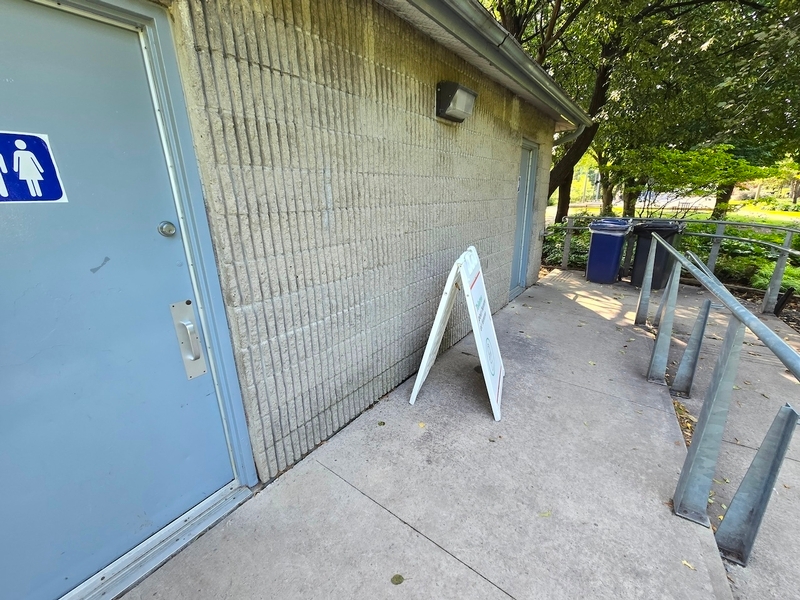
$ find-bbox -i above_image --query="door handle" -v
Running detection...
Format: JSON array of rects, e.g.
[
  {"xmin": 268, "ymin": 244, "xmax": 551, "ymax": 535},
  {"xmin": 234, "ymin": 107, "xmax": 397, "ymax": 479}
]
[
  {"xmin": 170, "ymin": 301, "xmax": 208, "ymax": 379},
  {"xmin": 180, "ymin": 320, "xmax": 201, "ymax": 360}
]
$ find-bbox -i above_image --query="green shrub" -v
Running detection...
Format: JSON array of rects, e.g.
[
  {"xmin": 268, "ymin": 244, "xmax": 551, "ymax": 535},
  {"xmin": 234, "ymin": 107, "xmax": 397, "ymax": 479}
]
[
  {"xmin": 751, "ymin": 263, "xmax": 800, "ymax": 291},
  {"xmin": 542, "ymin": 218, "xmax": 592, "ymax": 269},
  {"xmin": 715, "ymin": 255, "xmax": 769, "ymax": 286}
]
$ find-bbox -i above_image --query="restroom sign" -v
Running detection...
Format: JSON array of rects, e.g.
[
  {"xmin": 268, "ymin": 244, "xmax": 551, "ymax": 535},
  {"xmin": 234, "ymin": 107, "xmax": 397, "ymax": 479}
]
[
  {"xmin": 410, "ymin": 246, "xmax": 505, "ymax": 420},
  {"xmin": 0, "ymin": 132, "xmax": 67, "ymax": 203}
]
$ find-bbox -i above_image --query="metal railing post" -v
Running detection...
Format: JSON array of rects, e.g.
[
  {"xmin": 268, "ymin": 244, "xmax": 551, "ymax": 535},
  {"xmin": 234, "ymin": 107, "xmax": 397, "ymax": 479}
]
[
  {"xmin": 672, "ymin": 316, "xmax": 746, "ymax": 526},
  {"xmin": 635, "ymin": 240, "xmax": 658, "ymax": 325},
  {"xmin": 761, "ymin": 231, "xmax": 793, "ymax": 314},
  {"xmin": 652, "ymin": 262, "xmax": 678, "ymax": 329},
  {"xmin": 706, "ymin": 223, "xmax": 726, "ymax": 272},
  {"xmin": 671, "ymin": 299, "xmax": 712, "ymax": 397},
  {"xmin": 561, "ymin": 217, "xmax": 574, "ymax": 269},
  {"xmin": 647, "ymin": 260, "xmax": 682, "ymax": 384},
  {"xmin": 715, "ymin": 404, "xmax": 800, "ymax": 565}
]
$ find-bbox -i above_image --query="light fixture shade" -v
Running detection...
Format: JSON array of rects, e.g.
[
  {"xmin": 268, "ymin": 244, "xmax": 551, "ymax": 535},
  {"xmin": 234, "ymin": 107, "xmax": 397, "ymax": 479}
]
[{"xmin": 436, "ymin": 81, "xmax": 477, "ymax": 122}]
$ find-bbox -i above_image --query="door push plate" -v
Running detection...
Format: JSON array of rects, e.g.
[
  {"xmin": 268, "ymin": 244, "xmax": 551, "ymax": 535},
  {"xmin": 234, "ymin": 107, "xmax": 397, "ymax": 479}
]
[{"xmin": 170, "ymin": 300, "xmax": 208, "ymax": 379}]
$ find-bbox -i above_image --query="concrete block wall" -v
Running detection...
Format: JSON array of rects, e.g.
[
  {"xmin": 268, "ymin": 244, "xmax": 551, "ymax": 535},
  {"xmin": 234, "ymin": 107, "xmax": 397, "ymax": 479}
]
[{"xmin": 170, "ymin": 0, "xmax": 556, "ymax": 480}]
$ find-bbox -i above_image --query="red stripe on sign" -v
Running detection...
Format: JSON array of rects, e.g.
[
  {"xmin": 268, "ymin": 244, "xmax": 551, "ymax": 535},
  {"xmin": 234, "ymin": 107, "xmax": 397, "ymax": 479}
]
[{"xmin": 470, "ymin": 271, "xmax": 480, "ymax": 290}]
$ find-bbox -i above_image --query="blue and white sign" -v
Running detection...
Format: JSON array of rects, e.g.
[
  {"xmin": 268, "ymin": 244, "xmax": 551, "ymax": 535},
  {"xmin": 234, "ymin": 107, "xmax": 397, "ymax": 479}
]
[{"xmin": 0, "ymin": 132, "xmax": 67, "ymax": 203}]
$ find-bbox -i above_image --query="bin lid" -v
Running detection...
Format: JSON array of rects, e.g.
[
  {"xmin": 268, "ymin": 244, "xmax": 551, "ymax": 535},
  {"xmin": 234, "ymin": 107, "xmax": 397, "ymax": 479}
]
[
  {"xmin": 589, "ymin": 218, "xmax": 631, "ymax": 232},
  {"xmin": 632, "ymin": 220, "xmax": 685, "ymax": 233}
]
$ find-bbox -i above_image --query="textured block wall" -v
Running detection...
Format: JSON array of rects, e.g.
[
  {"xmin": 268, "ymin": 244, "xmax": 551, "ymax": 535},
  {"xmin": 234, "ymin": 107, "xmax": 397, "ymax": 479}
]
[{"xmin": 170, "ymin": 0, "xmax": 556, "ymax": 480}]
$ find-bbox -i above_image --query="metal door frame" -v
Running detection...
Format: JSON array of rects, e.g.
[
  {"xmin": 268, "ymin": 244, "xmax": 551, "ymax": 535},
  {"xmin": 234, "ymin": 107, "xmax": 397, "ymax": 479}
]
[
  {"xmin": 510, "ymin": 140, "xmax": 539, "ymax": 300},
  {"xmin": 20, "ymin": 0, "xmax": 258, "ymax": 597}
]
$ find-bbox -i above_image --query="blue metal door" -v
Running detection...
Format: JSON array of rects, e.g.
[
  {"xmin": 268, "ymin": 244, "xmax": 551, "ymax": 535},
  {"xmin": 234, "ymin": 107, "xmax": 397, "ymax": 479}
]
[
  {"xmin": 0, "ymin": 2, "xmax": 235, "ymax": 598},
  {"xmin": 510, "ymin": 144, "xmax": 538, "ymax": 300}
]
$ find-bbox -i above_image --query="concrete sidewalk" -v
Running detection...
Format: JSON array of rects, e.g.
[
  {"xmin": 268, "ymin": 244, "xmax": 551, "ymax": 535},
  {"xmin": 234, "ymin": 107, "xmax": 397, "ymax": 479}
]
[{"xmin": 124, "ymin": 270, "xmax": 732, "ymax": 600}]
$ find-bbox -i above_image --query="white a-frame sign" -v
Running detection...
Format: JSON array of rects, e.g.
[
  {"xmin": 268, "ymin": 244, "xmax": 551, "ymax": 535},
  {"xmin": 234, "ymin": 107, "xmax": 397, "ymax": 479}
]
[{"xmin": 409, "ymin": 246, "xmax": 505, "ymax": 420}]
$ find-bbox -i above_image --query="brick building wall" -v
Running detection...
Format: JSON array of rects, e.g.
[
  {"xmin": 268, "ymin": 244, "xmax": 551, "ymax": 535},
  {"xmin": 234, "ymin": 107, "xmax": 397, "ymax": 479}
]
[{"xmin": 169, "ymin": 0, "xmax": 555, "ymax": 480}]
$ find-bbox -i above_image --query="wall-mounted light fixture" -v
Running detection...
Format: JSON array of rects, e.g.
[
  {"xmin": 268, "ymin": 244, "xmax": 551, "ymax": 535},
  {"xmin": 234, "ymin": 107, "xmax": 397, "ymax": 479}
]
[{"xmin": 436, "ymin": 81, "xmax": 477, "ymax": 123}]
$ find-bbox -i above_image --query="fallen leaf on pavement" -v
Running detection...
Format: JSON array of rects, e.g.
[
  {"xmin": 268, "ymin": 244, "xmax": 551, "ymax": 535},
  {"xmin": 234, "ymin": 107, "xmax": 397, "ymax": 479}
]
[
  {"xmin": 538, "ymin": 510, "xmax": 552, "ymax": 518},
  {"xmin": 682, "ymin": 560, "xmax": 696, "ymax": 571}
]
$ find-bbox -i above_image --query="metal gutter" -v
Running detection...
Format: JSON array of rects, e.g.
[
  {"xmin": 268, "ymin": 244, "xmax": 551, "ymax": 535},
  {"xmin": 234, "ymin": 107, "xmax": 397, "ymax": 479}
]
[
  {"xmin": 375, "ymin": 0, "xmax": 592, "ymax": 132},
  {"xmin": 553, "ymin": 124, "xmax": 586, "ymax": 146}
]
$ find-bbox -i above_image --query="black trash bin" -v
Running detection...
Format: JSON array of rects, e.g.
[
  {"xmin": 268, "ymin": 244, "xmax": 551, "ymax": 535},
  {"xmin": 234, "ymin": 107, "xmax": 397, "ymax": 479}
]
[{"xmin": 630, "ymin": 221, "xmax": 685, "ymax": 289}]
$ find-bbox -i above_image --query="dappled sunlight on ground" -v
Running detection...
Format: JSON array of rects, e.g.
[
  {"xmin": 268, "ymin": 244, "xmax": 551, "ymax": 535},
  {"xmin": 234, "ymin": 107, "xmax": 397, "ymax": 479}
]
[{"xmin": 541, "ymin": 268, "xmax": 642, "ymax": 325}]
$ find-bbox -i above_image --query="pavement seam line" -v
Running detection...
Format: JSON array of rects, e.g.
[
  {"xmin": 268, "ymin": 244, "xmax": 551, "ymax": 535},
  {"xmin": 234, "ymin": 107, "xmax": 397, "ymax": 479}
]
[
  {"xmin": 721, "ymin": 438, "xmax": 800, "ymax": 464},
  {"xmin": 315, "ymin": 459, "xmax": 518, "ymax": 600},
  {"xmin": 534, "ymin": 372, "xmax": 672, "ymax": 414}
]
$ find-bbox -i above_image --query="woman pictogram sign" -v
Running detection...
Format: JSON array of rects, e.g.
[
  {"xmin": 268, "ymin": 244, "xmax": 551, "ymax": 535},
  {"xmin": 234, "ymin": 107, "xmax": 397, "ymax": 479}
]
[{"xmin": 13, "ymin": 139, "xmax": 45, "ymax": 197}]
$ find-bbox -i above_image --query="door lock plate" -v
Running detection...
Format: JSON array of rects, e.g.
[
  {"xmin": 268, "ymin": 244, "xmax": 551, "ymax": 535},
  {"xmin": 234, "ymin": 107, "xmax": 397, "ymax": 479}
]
[{"xmin": 170, "ymin": 300, "xmax": 208, "ymax": 379}]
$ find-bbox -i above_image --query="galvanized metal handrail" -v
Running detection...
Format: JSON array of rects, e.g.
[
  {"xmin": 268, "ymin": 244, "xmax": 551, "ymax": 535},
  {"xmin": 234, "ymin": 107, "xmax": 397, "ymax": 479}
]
[
  {"xmin": 636, "ymin": 233, "xmax": 800, "ymax": 566},
  {"xmin": 685, "ymin": 232, "xmax": 800, "ymax": 256},
  {"xmin": 550, "ymin": 216, "xmax": 797, "ymax": 312},
  {"xmin": 643, "ymin": 233, "xmax": 800, "ymax": 380}
]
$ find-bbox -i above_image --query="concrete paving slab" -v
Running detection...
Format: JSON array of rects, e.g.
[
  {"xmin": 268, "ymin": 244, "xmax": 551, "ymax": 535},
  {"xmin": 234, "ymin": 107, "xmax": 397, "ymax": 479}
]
[
  {"xmin": 123, "ymin": 269, "xmax": 732, "ymax": 600},
  {"xmin": 502, "ymin": 287, "xmax": 672, "ymax": 414},
  {"xmin": 123, "ymin": 457, "xmax": 510, "ymax": 600},
  {"xmin": 315, "ymin": 369, "xmax": 725, "ymax": 600}
]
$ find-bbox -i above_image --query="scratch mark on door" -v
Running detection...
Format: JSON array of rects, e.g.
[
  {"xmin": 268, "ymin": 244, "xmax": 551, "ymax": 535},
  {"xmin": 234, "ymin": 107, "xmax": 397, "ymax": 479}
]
[{"xmin": 90, "ymin": 257, "xmax": 110, "ymax": 273}]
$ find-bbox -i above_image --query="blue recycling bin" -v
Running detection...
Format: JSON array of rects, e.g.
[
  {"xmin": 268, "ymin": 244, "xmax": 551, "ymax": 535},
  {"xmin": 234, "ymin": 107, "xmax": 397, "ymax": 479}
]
[{"xmin": 586, "ymin": 218, "xmax": 631, "ymax": 284}]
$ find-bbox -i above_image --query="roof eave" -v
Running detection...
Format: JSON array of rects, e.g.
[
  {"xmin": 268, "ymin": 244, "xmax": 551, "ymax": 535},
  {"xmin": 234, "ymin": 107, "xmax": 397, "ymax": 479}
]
[{"xmin": 375, "ymin": 0, "xmax": 593, "ymax": 132}]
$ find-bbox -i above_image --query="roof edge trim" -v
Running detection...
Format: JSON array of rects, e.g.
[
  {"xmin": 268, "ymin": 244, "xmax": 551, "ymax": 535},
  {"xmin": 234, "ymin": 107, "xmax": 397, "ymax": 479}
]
[{"xmin": 379, "ymin": 0, "xmax": 593, "ymax": 130}]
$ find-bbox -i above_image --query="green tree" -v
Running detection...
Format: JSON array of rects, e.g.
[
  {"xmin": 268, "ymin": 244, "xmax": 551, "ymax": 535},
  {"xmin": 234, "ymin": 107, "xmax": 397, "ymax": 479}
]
[
  {"xmin": 483, "ymin": 1, "xmax": 794, "ymax": 221},
  {"xmin": 612, "ymin": 146, "xmax": 768, "ymax": 217}
]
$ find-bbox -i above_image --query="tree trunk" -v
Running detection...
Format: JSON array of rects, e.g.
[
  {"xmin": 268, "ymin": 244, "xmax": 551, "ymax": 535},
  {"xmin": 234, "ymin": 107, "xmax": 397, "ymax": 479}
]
[
  {"xmin": 549, "ymin": 124, "xmax": 600, "ymax": 198},
  {"xmin": 711, "ymin": 183, "xmax": 735, "ymax": 220},
  {"xmin": 792, "ymin": 179, "xmax": 799, "ymax": 204},
  {"xmin": 554, "ymin": 167, "xmax": 574, "ymax": 224},
  {"xmin": 623, "ymin": 188, "xmax": 638, "ymax": 218},
  {"xmin": 622, "ymin": 178, "xmax": 644, "ymax": 217},
  {"xmin": 548, "ymin": 39, "xmax": 618, "ymax": 203},
  {"xmin": 755, "ymin": 182, "xmax": 762, "ymax": 201},
  {"xmin": 600, "ymin": 176, "xmax": 614, "ymax": 216}
]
